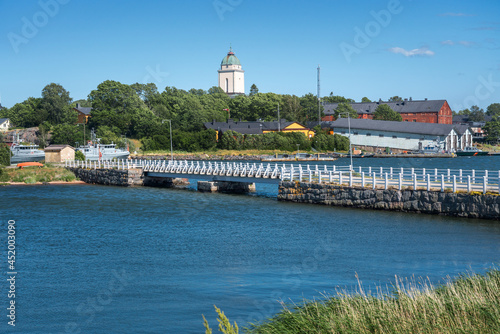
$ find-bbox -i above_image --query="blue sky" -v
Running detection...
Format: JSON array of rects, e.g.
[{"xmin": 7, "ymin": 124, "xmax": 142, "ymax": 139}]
[{"xmin": 1, "ymin": 0, "xmax": 499, "ymax": 111}]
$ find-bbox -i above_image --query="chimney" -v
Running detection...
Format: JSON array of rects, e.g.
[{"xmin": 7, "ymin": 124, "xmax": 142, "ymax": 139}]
[
  {"xmin": 404, "ymin": 98, "xmax": 408, "ymax": 102},
  {"xmin": 409, "ymin": 97, "xmax": 412, "ymax": 101},
  {"xmin": 425, "ymin": 98, "xmax": 428, "ymax": 101},
  {"xmin": 76, "ymin": 103, "xmax": 80, "ymax": 109}
]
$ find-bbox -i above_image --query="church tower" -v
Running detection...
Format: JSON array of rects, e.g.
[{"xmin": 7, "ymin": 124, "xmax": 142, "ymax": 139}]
[{"xmin": 218, "ymin": 47, "xmax": 245, "ymax": 96}]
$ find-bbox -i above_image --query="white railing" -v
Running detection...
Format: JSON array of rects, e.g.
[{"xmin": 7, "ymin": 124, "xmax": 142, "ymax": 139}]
[{"xmin": 65, "ymin": 159, "xmax": 500, "ymax": 194}]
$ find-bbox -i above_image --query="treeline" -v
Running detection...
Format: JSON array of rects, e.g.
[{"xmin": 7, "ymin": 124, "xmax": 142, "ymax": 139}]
[
  {"xmin": 140, "ymin": 129, "xmax": 349, "ymax": 152},
  {"xmin": 0, "ymin": 80, "xmax": 357, "ymax": 151}
]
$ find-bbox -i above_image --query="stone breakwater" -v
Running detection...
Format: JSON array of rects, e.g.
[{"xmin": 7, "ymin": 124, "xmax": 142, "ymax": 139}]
[
  {"xmin": 278, "ymin": 181, "xmax": 500, "ymax": 220},
  {"xmin": 67, "ymin": 168, "xmax": 189, "ymax": 188},
  {"xmin": 67, "ymin": 168, "xmax": 143, "ymax": 186}
]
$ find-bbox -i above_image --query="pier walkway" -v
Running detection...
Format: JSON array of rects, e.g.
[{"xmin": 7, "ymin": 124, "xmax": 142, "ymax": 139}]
[{"xmin": 65, "ymin": 159, "xmax": 500, "ymax": 194}]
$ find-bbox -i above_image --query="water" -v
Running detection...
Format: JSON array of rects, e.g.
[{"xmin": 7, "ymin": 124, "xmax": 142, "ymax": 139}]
[{"xmin": 1, "ymin": 157, "xmax": 500, "ymax": 333}]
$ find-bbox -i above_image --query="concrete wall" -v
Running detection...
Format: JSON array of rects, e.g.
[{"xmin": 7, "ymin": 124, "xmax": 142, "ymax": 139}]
[{"xmin": 278, "ymin": 181, "xmax": 500, "ymax": 220}]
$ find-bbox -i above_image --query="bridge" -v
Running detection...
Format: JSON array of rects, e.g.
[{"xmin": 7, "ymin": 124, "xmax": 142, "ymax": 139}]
[{"xmin": 65, "ymin": 159, "xmax": 500, "ymax": 194}]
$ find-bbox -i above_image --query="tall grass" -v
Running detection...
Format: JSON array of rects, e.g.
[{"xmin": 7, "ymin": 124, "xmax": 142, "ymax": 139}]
[
  {"xmin": 205, "ymin": 269, "xmax": 500, "ymax": 333},
  {"xmin": 2, "ymin": 165, "xmax": 76, "ymax": 183}
]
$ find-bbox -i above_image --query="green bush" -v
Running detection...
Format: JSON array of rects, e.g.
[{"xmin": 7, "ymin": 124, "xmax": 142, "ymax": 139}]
[{"xmin": 75, "ymin": 150, "xmax": 85, "ymax": 161}]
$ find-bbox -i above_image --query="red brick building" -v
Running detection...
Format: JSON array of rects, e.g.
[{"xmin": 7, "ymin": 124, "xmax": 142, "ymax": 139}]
[{"xmin": 322, "ymin": 99, "xmax": 453, "ymax": 124}]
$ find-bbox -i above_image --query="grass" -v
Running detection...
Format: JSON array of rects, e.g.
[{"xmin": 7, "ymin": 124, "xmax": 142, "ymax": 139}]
[
  {"xmin": 0, "ymin": 164, "xmax": 77, "ymax": 184},
  {"xmin": 204, "ymin": 269, "xmax": 500, "ymax": 334}
]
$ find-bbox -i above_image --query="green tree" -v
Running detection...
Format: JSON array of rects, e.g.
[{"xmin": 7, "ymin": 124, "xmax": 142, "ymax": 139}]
[
  {"xmin": 322, "ymin": 93, "xmax": 355, "ymax": 103},
  {"xmin": 486, "ymin": 103, "xmax": 500, "ymax": 117},
  {"xmin": 469, "ymin": 105, "xmax": 485, "ymax": 122},
  {"xmin": 5, "ymin": 97, "xmax": 44, "ymax": 128},
  {"xmin": 361, "ymin": 97, "xmax": 372, "ymax": 103},
  {"xmin": 388, "ymin": 96, "xmax": 403, "ymax": 102},
  {"xmin": 88, "ymin": 80, "xmax": 147, "ymax": 135},
  {"xmin": 300, "ymin": 93, "xmax": 323, "ymax": 122},
  {"xmin": 249, "ymin": 84, "xmax": 259, "ymax": 96},
  {"xmin": 457, "ymin": 108, "xmax": 471, "ymax": 116},
  {"xmin": 0, "ymin": 132, "xmax": 11, "ymax": 166},
  {"xmin": 334, "ymin": 102, "xmax": 358, "ymax": 119},
  {"xmin": 41, "ymin": 83, "xmax": 75, "ymax": 124},
  {"xmin": 373, "ymin": 104, "xmax": 402, "ymax": 121},
  {"xmin": 484, "ymin": 118, "xmax": 500, "ymax": 142},
  {"xmin": 51, "ymin": 124, "xmax": 83, "ymax": 146}
]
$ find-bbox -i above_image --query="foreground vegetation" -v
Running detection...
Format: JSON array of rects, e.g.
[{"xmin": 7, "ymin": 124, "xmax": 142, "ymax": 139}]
[
  {"xmin": 204, "ymin": 269, "xmax": 500, "ymax": 333},
  {"xmin": 0, "ymin": 165, "xmax": 77, "ymax": 184}
]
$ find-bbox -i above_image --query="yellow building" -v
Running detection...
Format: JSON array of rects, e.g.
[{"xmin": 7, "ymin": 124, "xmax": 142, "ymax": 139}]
[{"xmin": 44, "ymin": 145, "xmax": 75, "ymax": 163}]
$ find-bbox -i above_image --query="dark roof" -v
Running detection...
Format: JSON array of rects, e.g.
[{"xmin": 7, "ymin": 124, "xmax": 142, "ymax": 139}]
[
  {"xmin": 323, "ymin": 99, "xmax": 447, "ymax": 115},
  {"xmin": 324, "ymin": 118, "xmax": 458, "ymax": 136},
  {"xmin": 452, "ymin": 115, "xmax": 492, "ymax": 125},
  {"xmin": 0, "ymin": 118, "xmax": 9, "ymax": 124},
  {"xmin": 44, "ymin": 145, "xmax": 75, "ymax": 152},
  {"xmin": 204, "ymin": 120, "xmax": 300, "ymax": 135},
  {"xmin": 74, "ymin": 106, "xmax": 92, "ymax": 115}
]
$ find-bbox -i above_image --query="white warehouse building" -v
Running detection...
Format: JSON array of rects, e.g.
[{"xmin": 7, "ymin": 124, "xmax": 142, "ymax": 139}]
[{"xmin": 323, "ymin": 118, "xmax": 472, "ymax": 152}]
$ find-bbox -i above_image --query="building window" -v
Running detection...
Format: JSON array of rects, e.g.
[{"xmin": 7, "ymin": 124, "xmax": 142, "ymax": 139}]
[
  {"xmin": 405, "ymin": 120, "xmax": 408, "ymax": 122},
  {"xmin": 341, "ymin": 131, "xmax": 346, "ymax": 134},
  {"xmin": 353, "ymin": 132, "xmax": 358, "ymax": 135},
  {"xmin": 366, "ymin": 133, "xmax": 371, "ymax": 136},
  {"xmin": 406, "ymin": 137, "xmax": 410, "ymax": 140},
  {"xmin": 379, "ymin": 134, "xmax": 384, "ymax": 137},
  {"xmin": 412, "ymin": 119, "xmax": 417, "ymax": 122},
  {"xmin": 392, "ymin": 136, "xmax": 397, "ymax": 139}
]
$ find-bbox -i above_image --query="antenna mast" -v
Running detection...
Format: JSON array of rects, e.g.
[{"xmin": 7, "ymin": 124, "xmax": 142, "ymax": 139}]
[{"xmin": 317, "ymin": 65, "xmax": 321, "ymax": 125}]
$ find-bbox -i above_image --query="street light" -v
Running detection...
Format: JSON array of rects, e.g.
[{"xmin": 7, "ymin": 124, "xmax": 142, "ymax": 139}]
[
  {"xmin": 162, "ymin": 119, "xmax": 173, "ymax": 162},
  {"xmin": 337, "ymin": 112, "xmax": 353, "ymax": 170}
]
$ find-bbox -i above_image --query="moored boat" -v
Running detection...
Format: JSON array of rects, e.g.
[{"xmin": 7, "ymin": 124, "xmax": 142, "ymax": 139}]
[
  {"xmin": 456, "ymin": 146, "xmax": 488, "ymax": 156},
  {"xmin": 9, "ymin": 133, "xmax": 45, "ymax": 163},
  {"xmin": 76, "ymin": 130, "xmax": 129, "ymax": 161}
]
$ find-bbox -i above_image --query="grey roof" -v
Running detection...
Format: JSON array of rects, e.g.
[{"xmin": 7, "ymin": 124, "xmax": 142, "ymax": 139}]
[
  {"xmin": 74, "ymin": 106, "xmax": 92, "ymax": 115},
  {"xmin": 45, "ymin": 144, "xmax": 75, "ymax": 152},
  {"xmin": 452, "ymin": 115, "xmax": 492, "ymax": 125},
  {"xmin": 323, "ymin": 99, "xmax": 447, "ymax": 115},
  {"xmin": 0, "ymin": 118, "xmax": 9, "ymax": 124},
  {"xmin": 324, "ymin": 118, "xmax": 458, "ymax": 137},
  {"xmin": 204, "ymin": 119, "xmax": 299, "ymax": 135}
]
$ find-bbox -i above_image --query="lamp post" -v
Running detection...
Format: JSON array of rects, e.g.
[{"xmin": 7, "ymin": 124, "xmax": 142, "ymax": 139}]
[{"xmin": 162, "ymin": 119, "xmax": 173, "ymax": 162}]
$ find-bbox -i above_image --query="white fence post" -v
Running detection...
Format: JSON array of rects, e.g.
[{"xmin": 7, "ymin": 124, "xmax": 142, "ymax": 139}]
[
  {"xmin": 483, "ymin": 176, "xmax": 487, "ymax": 194},
  {"xmin": 362, "ymin": 172, "xmax": 365, "ymax": 188},
  {"xmin": 318, "ymin": 171, "xmax": 322, "ymax": 184},
  {"xmin": 467, "ymin": 175, "xmax": 471, "ymax": 192},
  {"xmin": 329, "ymin": 171, "xmax": 332, "ymax": 183},
  {"xmin": 441, "ymin": 174, "xmax": 444, "ymax": 192},
  {"xmin": 398, "ymin": 173, "xmax": 402, "ymax": 190},
  {"xmin": 413, "ymin": 174, "xmax": 417, "ymax": 190},
  {"xmin": 426, "ymin": 174, "xmax": 430, "ymax": 191},
  {"xmin": 384, "ymin": 172, "xmax": 388, "ymax": 190},
  {"xmin": 349, "ymin": 171, "xmax": 353, "ymax": 187},
  {"xmin": 453, "ymin": 175, "xmax": 456, "ymax": 193},
  {"xmin": 372, "ymin": 172, "xmax": 376, "ymax": 189}
]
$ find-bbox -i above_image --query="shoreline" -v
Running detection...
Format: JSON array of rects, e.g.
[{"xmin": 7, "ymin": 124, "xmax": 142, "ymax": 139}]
[{"xmin": 1, "ymin": 180, "xmax": 87, "ymax": 186}]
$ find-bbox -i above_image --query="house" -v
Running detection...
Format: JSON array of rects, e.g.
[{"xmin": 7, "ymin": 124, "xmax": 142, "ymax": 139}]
[
  {"xmin": 44, "ymin": 145, "xmax": 75, "ymax": 163},
  {"xmin": 204, "ymin": 119, "xmax": 314, "ymax": 139},
  {"xmin": 0, "ymin": 118, "xmax": 11, "ymax": 132},
  {"xmin": 453, "ymin": 115, "xmax": 492, "ymax": 141},
  {"xmin": 321, "ymin": 118, "xmax": 464, "ymax": 152},
  {"xmin": 74, "ymin": 103, "xmax": 92, "ymax": 124},
  {"xmin": 322, "ymin": 99, "xmax": 453, "ymax": 124}
]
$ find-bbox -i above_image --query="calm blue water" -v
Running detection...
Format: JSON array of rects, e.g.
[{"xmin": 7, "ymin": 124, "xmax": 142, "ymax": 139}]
[{"xmin": 1, "ymin": 157, "xmax": 500, "ymax": 333}]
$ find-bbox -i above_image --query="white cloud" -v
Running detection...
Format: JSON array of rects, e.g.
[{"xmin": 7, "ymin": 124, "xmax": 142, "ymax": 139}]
[
  {"xmin": 441, "ymin": 40, "xmax": 454, "ymax": 45},
  {"xmin": 388, "ymin": 46, "xmax": 435, "ymax": 57}
]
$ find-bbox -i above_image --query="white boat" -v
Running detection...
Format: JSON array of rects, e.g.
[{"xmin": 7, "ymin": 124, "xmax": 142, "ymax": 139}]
[
  {"xmin": 76, "ymin": 130, "xmax": 129, "ymax": 161},
  {"xmin": 9, "ymin": 134, "xmax": 45, "ymax": 163}
]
